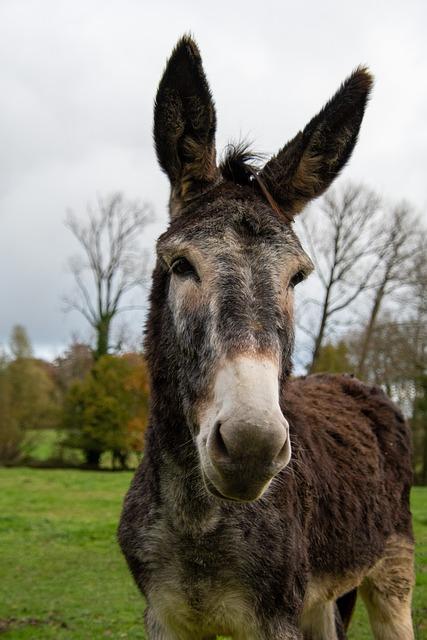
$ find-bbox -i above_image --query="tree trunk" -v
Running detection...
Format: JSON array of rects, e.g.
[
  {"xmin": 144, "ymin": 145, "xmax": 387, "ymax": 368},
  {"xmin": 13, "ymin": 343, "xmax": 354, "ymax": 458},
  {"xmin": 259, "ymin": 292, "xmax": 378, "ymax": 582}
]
[
  {"xmin": 416, "ymin": 376, "xmax": 427, "ymax": 486},
  {"xmin": 357, "ymin": 268, "xmax": 391, "ymax": 380},
  {"xmin": 112, "ymin": 449, "xmax": 129, "ymax": 470},
  {"xmin": 422, "ymin": 423, "xmax": 427, "ymax": 486},
  {"xmin": 85, "ymin": 449, "xmax": 101, "ymax": 468},
  {"xmin": 309, "ymin": 282, "xmax": 333, "ymax": 373},
  {"xmin": 95, "ymin": 317, "xmax": 111, "ymax": 360},
  {"xmin": 357, "ymin": 287, "xmax": 385, "ymax": 380}
]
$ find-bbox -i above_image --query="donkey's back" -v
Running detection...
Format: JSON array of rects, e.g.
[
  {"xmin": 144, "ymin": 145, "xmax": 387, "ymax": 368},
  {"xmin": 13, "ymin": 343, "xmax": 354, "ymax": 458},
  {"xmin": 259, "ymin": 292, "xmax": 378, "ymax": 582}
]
[{"xmin": 284, "ymin": 374, "xmax": 413, "ymax": 639}]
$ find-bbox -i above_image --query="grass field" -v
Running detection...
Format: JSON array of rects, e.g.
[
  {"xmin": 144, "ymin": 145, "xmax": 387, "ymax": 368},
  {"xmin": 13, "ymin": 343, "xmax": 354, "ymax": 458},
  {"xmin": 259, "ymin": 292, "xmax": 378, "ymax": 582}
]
[{"xmin": 0, "ymin": 469, "xmax": 426, "ymax": 639}]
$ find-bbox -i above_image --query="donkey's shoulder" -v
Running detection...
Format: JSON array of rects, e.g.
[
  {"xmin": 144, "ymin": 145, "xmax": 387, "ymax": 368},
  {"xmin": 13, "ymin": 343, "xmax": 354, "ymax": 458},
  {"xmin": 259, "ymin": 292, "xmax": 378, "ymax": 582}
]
[
  {"xmin": 281, "ymin": 373, "xmax": 413, "ymax": 570},
  {"xmin": 283, "ymin": 373, "xmax": 412, "ymax": 483},
  {"xmin": 286, "ymin": 372, "xmax": 407, "ymax": 430}
]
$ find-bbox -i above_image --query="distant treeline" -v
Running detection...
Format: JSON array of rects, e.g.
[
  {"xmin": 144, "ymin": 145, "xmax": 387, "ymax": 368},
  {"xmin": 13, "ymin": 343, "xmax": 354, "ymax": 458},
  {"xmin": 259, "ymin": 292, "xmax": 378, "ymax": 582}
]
[{"xmin": 0, "ymin": 326, "xmax": 149, "ymax": 469}]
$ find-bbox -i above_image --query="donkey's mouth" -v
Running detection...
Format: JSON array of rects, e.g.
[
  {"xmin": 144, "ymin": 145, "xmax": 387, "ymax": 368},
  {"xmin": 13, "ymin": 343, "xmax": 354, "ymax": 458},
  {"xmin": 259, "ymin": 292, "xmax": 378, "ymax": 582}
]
[
  {"xmin": 202, "ymin": 473, "xmax": 245, "ymax": 502},
  {"xmin": 201, "ymin": 467, "xmax": 272, "ymax": 503}
]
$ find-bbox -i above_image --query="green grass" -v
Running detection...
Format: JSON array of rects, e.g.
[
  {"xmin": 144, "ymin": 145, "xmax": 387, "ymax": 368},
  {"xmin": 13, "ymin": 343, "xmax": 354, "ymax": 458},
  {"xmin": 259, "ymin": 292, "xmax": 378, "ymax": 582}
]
[
  {"xmin": 0, "ymin": 469, "xmax": 425, "ymax": 639},
  {"xmin": 0, "ymin": 469, "xmax": 143, "ymax": 639}
]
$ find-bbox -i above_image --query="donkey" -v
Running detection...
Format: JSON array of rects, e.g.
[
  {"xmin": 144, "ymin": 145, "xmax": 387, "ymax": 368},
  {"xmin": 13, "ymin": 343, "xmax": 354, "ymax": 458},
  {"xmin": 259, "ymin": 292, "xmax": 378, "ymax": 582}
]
[{"xmin": 119, "ymin": 36, "xmax": 414, "ymax": 640}]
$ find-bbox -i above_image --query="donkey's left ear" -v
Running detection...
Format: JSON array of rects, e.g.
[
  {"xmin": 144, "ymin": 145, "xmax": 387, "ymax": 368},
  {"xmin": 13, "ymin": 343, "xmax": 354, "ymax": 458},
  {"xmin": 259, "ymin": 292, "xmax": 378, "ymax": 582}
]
[
  {"xmin": 259, "ymin": 67, "xmax": 373, "ymax": 216},
  {"xmin": 154, "ymin": 36, "xmax": 218, "ymax": 217}
]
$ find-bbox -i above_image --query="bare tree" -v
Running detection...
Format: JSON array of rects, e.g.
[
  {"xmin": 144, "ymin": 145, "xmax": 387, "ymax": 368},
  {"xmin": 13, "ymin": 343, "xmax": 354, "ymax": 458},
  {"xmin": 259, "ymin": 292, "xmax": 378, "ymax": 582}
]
[
  {"xmin": 299, "ymin": 183, "xmax": 382, "ymax": 372},
  {"xmin": 346, "ymin": 247, "xmax": 427, "ymax": 482},
  {"xmin": 349, "ymin": 311, "xmax": 427, "ymax": 482},
  {"xmin": 409, "ymin": 247, "xmax": 427, "ymax": 484},
  {"xmin": 350, "ymin": 316, "xmax": 425, "ymax": 398},
  {"xmin": 356, "ymin": 205, "xmax": 424, "ymax": 378},
  {"xmin": 65, "ymin": 193, "xmax": 153, "ymax": 359}
]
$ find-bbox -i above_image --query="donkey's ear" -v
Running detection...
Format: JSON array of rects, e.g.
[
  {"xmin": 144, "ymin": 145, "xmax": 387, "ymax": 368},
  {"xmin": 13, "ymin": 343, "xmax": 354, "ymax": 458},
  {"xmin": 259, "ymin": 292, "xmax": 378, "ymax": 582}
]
[
  {"xmin": 154, "ymin": 36, "xmax": 218, "ymax": 217},
  {"xmin": 259, "ymin": 67, "xmax": 373, "ymax": 216}
]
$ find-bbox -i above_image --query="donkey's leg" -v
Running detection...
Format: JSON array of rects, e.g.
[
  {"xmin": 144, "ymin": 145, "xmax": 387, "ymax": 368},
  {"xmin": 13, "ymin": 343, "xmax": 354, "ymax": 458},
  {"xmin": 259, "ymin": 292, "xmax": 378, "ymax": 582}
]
[
  {"xmin": 251, "ymin": 629, "xmax": 303, "ymax": 640},
  {"xmin": 236, "ymin": 619, "xmax": 303, "ymax": 640},
  {"xmin": 300, "ymin": 601, "xmax": 342, "ymax": 640},
  {"xmin": 144, "ymin": 608, "xmax": 196, "ymax": 640},
  {"xmin": 359, "ymin": 535, "xmax": 415, "ymax": 640},
  {"xmin": 333, "ymin": 603, "xmax": 348, "ymax": 640},
  {"xmin": 144, "ymin": 608, "xmax": 174, "ymax": 640}
]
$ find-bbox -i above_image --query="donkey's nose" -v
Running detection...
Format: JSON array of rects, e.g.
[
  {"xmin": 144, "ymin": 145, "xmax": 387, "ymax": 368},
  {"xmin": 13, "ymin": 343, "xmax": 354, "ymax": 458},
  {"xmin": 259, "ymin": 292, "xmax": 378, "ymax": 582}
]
[{"xmin": 208, "ymin": 414, "xmax": 289, "ymax": 474}]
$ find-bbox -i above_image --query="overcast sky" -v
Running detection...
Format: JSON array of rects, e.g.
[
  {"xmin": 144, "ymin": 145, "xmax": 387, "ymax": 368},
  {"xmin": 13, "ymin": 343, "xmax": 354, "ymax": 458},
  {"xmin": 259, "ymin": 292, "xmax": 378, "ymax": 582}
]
[{"xmin": 1, "ymin": 0, "xmax": 426, "ymax": 359}]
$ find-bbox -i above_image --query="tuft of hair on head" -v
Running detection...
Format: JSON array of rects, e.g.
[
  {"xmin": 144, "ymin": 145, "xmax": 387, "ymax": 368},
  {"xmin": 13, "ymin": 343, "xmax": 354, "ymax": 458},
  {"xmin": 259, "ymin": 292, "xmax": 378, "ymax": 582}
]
[
  {"xmin": 219, "ymin": 142, "xmax": 295, "ymax": 223},
  {"xmin": 219, "ymin": 142, "xmax": 265, "ymax": 186}
]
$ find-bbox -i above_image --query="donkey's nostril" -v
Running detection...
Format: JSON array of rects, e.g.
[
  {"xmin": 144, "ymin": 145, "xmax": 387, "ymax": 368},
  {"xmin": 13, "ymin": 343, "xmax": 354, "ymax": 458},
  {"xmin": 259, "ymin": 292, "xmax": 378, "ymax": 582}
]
[
  {"xmin": 274, "ymin": 434, "xmax": 290, "ymax": 467},
  {"xmin": 207, "ymin": 417, "xmax": 290, "ymax": 474},
  {"xmin": 211, "ymin": 420, "xmax": 230, "ymax": 461}
]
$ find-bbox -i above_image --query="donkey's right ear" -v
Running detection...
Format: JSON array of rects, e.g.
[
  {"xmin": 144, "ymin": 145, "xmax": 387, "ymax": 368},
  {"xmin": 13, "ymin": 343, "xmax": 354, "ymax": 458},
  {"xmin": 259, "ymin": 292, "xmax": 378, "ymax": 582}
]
[
  {"xmin": 259, "ymin": 67, "xmax": 373, "ymax": 217},
  {"xmin": 154, "ymin": 36, "xmax": 218, "ymax": 217}
]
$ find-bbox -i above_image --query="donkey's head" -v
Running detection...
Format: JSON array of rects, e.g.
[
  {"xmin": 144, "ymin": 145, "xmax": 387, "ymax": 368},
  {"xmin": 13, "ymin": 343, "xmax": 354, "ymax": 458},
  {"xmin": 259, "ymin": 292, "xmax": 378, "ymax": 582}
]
[{"xmin": 151, "ymin": 36, "xmax": 372, "ymax": 502}]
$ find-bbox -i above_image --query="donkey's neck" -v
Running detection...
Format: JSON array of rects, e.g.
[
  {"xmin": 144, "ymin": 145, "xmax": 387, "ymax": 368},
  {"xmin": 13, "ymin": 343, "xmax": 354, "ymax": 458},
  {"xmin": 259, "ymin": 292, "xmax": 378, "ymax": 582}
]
[
  {"xmin": 160, "ymin": 447, "xmax": 222, "ymax": 534},
  {"xmin": 147, "ymin": 392, "xmax": 221, "ymax": 535}
]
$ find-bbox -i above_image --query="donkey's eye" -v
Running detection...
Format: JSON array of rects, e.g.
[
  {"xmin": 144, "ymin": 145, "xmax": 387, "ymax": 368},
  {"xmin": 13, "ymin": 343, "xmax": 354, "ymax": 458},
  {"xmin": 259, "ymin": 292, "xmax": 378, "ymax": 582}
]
[
  {"xmin": 289, "ymin": 271, "xmax": 305, "ymax": 288},
  {"xmin": 170, "ymin": 257, "xmax": 197, "ymax": 278}
]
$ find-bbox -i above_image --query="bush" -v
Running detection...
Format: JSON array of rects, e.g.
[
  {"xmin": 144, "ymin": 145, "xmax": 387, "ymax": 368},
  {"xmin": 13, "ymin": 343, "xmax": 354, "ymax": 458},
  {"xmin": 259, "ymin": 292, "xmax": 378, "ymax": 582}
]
[
  {"xmin": 62, "ymin": 354, "xmax": 149, "ymax": 467},
  {"xmin": 0, "ymin": 351, "xmax": 59, "ymax": 464},
  {"xmin": 0, "ymin": 366, "xmax": 22, "ymax": 463}
]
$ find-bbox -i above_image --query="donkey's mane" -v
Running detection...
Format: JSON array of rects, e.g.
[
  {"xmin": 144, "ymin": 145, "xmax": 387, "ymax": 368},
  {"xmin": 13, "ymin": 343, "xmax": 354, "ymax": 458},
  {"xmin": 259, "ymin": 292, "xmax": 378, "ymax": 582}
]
[
  {"xmin": 219, "ymin": 142, "xmax": 295, "ymax": 223},
  {"xmin": 219, "ymin": 142, "xmax": 263, "ymax": 185}
]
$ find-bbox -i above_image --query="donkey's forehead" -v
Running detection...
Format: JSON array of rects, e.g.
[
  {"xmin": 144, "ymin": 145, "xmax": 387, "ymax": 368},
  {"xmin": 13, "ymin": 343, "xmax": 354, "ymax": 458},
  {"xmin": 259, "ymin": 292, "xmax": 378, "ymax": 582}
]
[{"xmin": 157, "ymin": 197, "xmax": 305, "ymax": 257}]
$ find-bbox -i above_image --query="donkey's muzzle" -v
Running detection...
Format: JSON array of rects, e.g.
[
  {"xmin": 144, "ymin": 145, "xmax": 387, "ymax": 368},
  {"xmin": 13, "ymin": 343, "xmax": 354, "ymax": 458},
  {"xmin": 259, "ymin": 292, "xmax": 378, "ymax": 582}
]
[
  {"xmin": 197, "ymin": 355, "xmax": 291, "ymax": 501},
  {"xmin": 205, "ymin": 414, "xmax": 290, "ymax": 501}
]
